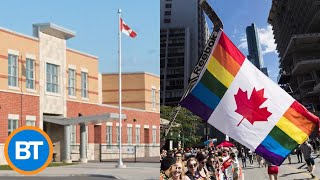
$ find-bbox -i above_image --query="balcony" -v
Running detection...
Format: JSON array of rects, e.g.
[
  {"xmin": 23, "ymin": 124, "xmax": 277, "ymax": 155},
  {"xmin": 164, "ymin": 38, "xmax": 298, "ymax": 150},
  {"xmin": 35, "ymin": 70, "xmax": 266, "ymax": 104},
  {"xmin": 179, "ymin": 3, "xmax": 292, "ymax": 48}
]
[
  {"xmin": 296, "ymin": 74, "xmax": 315, "ymax": 89},
  {"xmin": 291, "ymin": 58, "xmax": 320, "ymax": 75},
  {"xmin": 313, "ymin": 82, "xmax": 320, "ymax": 93}
]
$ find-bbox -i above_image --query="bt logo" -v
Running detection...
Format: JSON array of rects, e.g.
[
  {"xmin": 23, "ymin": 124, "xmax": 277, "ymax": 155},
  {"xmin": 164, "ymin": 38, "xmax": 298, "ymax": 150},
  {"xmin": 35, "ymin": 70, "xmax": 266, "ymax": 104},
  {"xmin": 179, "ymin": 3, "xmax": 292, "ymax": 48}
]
[{"xmin": 4, "ymin": 126, "xmax": 53, "ymax": 175}]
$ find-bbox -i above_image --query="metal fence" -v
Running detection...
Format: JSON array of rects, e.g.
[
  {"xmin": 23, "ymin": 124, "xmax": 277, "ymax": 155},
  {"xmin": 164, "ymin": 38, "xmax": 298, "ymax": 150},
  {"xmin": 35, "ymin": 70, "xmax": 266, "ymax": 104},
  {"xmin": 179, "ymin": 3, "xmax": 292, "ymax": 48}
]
[{"xmin": 100, "ymin": 144, "xmax": 160, "ymax": 163}]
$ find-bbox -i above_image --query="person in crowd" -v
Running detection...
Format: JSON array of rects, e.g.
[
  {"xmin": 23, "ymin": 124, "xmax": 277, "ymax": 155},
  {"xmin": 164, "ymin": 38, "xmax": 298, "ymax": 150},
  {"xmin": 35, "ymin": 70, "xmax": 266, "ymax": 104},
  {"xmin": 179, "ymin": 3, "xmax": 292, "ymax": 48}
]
[
  {"xmin": 167, "ymin": 150, "xmax": 174, "ymax": 157},
  {"xmin": 161, "ymin": 149, "xmax": 167, "ymax": 162},
  {"xmin": 161, "ymin": 156, "xmax": 177, "ymax": 180},
  {"xmin": 170, "ymin": 160, "xmax": 185, "ymax": 180},
  {"xmin": 265, "ymin": 160, "xmax": 278, "ymax": 180},
  {"xmin": 256, "ymin": 154, "xmax": 264, "ymax": 168},
  {"xmin": 185, "ymin": 157, "xmax": 202, "ymax": 180},
  {"xmin": 196, "ymin": 153, "xmax": 210, "ymax": 180},
  {"xmin": 239, "ymin": 148, "xmax": 247, "ymax": 168},
  {"xmin": 206, "ymin": 156, "xmax": 217, "ymax": 180},
  {"xmin": 230, "ymin": 153, "xmax": 240, "ymax": 180},
  {"xmin": 287, "ymin": 154, "xmax": 291, "ymax": 164},
  {"xmin": 295, "ymin": 145, "xmax": 303, "ymax": 163},
  {"xmin": 247, "ymin": 149, "xmax": 254, "ymax": 166},
  {"xmin": 175, "ymin": 151, "xmax": 183, "ymax": 162},
  {"xmin": 301, "ymin": 140, "xmax": 316, "ymax": 178}
]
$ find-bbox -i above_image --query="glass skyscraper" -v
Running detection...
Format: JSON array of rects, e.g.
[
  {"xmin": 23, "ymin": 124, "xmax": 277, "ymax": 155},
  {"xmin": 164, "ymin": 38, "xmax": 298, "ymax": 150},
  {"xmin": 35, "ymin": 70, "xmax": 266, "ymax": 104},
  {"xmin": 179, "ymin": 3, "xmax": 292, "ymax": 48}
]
[{"xmin": 246, "ymin": 23, "xmax": 264, "ymax": 69}]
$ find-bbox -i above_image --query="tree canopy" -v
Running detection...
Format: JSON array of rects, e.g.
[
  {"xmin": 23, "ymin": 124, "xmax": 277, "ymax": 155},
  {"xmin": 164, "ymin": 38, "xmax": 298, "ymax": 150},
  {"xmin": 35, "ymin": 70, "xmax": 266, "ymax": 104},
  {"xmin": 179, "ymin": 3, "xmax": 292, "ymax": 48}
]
[{"xmin": 161, "ymin": 105, "xmax": 203, "ymax": 147}]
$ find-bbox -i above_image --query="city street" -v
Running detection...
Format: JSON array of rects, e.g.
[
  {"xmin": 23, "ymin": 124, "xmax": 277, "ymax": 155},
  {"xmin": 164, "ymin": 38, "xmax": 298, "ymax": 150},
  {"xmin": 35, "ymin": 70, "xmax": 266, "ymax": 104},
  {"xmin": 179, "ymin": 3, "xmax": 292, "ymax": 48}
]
[{"xmin": 243, "ymin": 153, "xmax": 320, "ymax": 180}]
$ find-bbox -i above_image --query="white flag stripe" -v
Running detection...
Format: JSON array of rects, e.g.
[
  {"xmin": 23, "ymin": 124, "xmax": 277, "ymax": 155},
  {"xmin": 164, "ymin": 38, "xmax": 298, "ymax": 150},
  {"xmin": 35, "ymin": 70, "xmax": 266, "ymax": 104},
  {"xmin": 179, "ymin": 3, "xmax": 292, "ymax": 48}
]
[
  {"xmin": 207, "ymin": 59, "xmax": 294, "ymax": 150},
  {"xmin": 120, "ymin": 18, "xmax": 137, "ymax": 38}
]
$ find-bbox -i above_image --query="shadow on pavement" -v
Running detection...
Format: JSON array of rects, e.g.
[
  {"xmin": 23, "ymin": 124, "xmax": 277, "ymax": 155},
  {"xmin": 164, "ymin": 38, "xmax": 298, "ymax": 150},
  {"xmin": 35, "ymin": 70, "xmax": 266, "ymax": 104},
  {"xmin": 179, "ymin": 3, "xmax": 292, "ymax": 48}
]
[{"xmin": 280, "ymin": 171, "xmax": 308, "ymax": 177}]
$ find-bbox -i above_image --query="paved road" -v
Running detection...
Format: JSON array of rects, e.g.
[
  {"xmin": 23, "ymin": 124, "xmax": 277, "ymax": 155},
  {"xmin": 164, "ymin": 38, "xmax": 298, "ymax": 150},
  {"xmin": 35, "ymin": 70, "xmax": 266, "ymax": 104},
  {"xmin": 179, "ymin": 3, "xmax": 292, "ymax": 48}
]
[
  {"xmin": 0, "ymin": 162, "xmax": 159, "ymax": 180},
  {"xmin": 0, "ymin": 177, "xmax": 116, "ymax": 180},
  {"xmin": 243, "ymin": 153, "xmax": 320, "ymax": 180}
]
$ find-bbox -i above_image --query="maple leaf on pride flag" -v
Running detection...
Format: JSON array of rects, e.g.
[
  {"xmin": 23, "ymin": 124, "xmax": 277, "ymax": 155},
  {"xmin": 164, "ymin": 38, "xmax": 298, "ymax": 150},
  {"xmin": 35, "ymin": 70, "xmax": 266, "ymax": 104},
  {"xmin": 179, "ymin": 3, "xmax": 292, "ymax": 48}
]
[{"xmin": 234, "ymin": 88, "xmax": 272, "ymax": 127}]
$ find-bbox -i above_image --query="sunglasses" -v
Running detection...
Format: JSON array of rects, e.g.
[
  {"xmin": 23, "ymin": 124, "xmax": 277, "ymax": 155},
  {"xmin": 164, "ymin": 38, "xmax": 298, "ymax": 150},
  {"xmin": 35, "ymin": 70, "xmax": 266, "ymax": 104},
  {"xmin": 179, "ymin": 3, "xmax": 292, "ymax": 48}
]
[
  {"xmin": 188, "ymin": 163, "xmax": 198, "ymax": 168},
  {"xmin": 201, "ymin": 161, "xmax": 207, "ymax": 164}
]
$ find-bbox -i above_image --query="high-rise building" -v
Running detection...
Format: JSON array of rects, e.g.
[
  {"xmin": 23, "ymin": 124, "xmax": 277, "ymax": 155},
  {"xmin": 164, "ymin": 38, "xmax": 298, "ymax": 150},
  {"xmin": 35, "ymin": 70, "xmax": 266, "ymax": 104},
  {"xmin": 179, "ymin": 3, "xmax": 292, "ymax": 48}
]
[
  {"xmin": 246, "ymin": 23, "xmax": 269, "ymax": 77},
  {"xmin": 246, "ymin": 23, "xmax": 264, "ymax": 69},
  {"xmin": 160, "ymin": 0, "xmax": 209, "ymax": 106},
  {"xmin": 269, "ymin": 0, "xmax": 320, "ymax": 117}
]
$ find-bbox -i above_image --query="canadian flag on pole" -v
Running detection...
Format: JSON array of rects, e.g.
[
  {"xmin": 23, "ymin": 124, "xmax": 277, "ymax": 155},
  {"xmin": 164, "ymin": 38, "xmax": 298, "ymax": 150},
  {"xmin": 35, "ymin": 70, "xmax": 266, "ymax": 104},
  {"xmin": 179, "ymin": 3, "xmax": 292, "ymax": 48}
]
[{"xmin": 120, "ymin": 18, "xmax": 137, "ymax": 38}]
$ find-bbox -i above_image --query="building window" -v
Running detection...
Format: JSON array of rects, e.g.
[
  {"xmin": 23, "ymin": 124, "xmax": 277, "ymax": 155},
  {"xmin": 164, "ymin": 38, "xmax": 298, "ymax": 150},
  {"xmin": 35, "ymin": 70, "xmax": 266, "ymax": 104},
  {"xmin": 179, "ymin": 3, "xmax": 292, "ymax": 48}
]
[
  {"xmin": 152, "ymin": 88, "xmax": 156, "ymax": 109},
  {"xmin": 26, "ymin": 58, "xmax": 35, "ymax": 89},
  {"xmin": 127, "ymin": 127, "xmax": 132, "ymax": 144},
  {"xmin": 116, "ymin": 126, "xmax": 120, "ymax": 144},
  {"xmin": 81, "ymin": 72, "xmax": 88, "ymax": 98},
  {"xmin": 46, "ymin": 63, "xmax": 59, "ymax": 93},
  {"xmin": 26, "ymin": 120, "xmax": 35, "ymax": 126},
  {"xmin": 8, "ymin": 119, "xmax": 18, "ymax": 136},
  {"xmin": 164, "ymin": 19, "xmax": 171, "ymax": 23},
  {"xmin": 152, "ymin": 128, "xmax": 157, "ymax": 144},
  {"xmin": 70, "ymin": 125, "xmax": 77, "ymax": 151},
  {"xmin": 8, "ymin": 54, "xmax": 18, "ymax": 87},
  {"xmin": 165, "ymin": 4, "xmax": 172, "ymax": 8},
  {"xmin": 135, "ymin": 127, "xmax": 140, "ymax": 144},
  {"xmin": 165, "ymin": 11, "xmax": 171, "ymax": 15},
  {"xmin": 68, "ymin": 69, "xmax": 76, "ymax": 96},
  {"xmin": 106, "ymin": 126, "xmax": 112, "ymax": 147}
]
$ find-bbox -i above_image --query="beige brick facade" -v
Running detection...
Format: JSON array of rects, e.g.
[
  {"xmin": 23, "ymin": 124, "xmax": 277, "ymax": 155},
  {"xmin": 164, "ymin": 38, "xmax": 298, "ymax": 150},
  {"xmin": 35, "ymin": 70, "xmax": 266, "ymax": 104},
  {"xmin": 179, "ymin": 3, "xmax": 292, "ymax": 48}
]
[
  {"xmin": 0, "ymin": 24, "xmax": 160, "ymax": 164},
  {"xmin": 102, "ymin": 72, "xmax": 160, "ymax": 112}
]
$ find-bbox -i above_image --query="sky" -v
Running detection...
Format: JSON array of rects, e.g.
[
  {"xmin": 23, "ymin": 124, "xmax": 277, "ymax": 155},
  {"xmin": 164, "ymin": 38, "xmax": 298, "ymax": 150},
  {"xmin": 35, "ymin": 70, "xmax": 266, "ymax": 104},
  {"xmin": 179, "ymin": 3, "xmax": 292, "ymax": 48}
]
[
  {"xmin": 0, "ymin": 0, "xmax": 159, "ymax": 76},
  {"xmin": 207, "ymin": 0, "xmax": 279, "ymax": 82}
]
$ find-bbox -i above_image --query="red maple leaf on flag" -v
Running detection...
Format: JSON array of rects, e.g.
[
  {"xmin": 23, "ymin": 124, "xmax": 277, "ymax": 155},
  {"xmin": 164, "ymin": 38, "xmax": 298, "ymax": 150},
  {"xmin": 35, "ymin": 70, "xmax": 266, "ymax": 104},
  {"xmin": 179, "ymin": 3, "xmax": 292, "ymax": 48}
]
[{"xmin": 234, "ymin": 88, "xmax": 272, "ymax": 126}]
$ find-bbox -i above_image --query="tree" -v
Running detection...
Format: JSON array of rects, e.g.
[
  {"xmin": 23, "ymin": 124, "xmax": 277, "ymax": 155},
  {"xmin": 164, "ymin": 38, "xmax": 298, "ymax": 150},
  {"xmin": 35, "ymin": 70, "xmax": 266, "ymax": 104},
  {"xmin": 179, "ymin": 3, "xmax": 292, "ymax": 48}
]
[{"xmin": 161, "ymin": 105, "xmax": 203, "ymax": 148}]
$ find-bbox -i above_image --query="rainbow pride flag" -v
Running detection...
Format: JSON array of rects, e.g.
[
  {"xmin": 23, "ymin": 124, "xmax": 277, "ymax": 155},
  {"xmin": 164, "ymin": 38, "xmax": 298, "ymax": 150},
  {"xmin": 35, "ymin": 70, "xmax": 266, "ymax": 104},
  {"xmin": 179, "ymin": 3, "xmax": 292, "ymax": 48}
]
[{"xmin": 180, "ymin": 30, "xmax": 319, "ymax": 166}]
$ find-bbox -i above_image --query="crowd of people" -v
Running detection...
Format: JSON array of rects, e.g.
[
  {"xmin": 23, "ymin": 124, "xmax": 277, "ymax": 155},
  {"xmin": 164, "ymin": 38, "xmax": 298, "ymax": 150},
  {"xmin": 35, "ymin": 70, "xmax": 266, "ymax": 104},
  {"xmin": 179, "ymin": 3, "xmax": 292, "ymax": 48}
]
[
  {"xmin": 160, "ymin": 146, "xmax": 242, "ymax": 180},
  {"xmin": 160, "ymin": 139, "xmax": 318, "ymax": 180}
]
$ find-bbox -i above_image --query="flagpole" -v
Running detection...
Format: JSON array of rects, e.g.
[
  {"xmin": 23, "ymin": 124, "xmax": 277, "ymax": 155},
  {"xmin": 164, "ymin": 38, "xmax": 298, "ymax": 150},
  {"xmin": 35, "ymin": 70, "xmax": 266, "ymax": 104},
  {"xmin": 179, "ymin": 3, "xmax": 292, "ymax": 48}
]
[{"xmin": 117, "ymin": 8, "xmax": 126, "ymax": 168}]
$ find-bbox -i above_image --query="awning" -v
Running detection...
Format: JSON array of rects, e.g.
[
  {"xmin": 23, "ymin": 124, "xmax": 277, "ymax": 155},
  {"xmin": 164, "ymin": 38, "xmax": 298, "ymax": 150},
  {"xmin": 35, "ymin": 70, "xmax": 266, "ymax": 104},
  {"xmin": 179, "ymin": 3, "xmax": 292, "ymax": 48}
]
[{"xmin": 43, "ymin": 113, "xmax": 126, "ymax": 126}]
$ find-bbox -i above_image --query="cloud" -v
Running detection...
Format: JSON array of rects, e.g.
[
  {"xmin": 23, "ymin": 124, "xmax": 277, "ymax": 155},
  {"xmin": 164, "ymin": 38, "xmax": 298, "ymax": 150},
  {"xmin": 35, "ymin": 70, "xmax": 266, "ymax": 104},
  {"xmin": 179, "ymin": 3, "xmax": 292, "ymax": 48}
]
[
  {"xmin": 238, "ymin": 35, "xmax": 248, "ymax": 50},
  {"xmin": 257, "ymin": 25, "xmax": 277, "ymax": 55},
  {"xmin": 237, "ymin": 25, "xmax": 277, "ymax": 55}
]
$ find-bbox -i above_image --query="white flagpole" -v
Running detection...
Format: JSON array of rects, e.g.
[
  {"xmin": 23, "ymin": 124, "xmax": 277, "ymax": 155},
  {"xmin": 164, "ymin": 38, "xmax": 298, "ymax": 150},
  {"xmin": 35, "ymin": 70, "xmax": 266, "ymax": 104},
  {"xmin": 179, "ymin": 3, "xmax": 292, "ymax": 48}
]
[{"xmin": 117, "ymin": 8, "xmax": 125, "ymax": 168}]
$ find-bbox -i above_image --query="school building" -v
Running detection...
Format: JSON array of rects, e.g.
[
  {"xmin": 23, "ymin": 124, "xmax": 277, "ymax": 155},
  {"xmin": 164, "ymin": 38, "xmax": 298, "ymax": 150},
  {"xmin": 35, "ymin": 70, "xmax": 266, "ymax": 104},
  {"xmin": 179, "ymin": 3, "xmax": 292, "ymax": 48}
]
[{"xmin": 0, "ymin": 23, "xmax": 160, "ymax": 164}]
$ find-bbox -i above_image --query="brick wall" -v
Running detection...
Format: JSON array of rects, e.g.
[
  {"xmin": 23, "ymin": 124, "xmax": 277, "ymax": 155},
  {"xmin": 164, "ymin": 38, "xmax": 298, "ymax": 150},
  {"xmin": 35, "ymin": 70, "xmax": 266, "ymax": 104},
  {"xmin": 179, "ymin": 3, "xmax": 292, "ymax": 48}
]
[
  {"xmin": 0, "ymin": 91, "xmax": 39, "ymax": 142},
  {"xmin": 67, "ymin": 101, "xmax": 160, "ymax": 145}
]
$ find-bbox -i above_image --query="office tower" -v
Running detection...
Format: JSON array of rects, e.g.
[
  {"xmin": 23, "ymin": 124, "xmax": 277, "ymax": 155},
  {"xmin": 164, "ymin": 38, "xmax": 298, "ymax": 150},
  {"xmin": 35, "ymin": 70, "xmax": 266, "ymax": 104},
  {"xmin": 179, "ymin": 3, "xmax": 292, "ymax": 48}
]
[{"xmin": 160, "ymin": 0, "xmax": 209, "ymax": 106}]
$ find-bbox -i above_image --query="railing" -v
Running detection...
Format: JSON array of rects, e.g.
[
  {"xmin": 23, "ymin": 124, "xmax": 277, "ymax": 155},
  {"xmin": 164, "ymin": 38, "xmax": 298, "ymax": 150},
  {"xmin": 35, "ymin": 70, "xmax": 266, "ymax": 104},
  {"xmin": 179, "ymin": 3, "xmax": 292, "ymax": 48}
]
[{"xmin": 99, "ymin": 144, "xmax": 160, "ymax": 163}]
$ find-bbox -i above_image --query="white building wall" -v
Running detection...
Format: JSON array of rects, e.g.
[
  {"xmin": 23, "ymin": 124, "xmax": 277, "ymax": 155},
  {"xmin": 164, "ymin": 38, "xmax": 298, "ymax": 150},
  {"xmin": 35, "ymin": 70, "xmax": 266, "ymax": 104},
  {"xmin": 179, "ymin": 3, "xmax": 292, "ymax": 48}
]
[{"xmin": 39, "ymin": 32, "xmax": 67, "ymax": 117}]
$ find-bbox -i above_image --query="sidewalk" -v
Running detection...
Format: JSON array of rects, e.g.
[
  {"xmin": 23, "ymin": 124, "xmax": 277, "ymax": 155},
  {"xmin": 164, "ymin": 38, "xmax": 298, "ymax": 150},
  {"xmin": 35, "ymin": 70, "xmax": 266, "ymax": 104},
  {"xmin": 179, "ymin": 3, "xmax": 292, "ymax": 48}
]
[{"xmin": 0, "ymin": 162, "xmax": 159, "ymax": 180}]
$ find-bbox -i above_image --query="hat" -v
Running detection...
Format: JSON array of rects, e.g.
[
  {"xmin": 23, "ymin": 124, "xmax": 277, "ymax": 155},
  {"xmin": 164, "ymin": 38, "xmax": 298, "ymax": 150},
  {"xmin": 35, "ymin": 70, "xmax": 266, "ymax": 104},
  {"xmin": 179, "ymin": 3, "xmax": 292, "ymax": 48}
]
[{"xmin": 161, "ymin": 156, "xmax": 176, "ymax": 171}]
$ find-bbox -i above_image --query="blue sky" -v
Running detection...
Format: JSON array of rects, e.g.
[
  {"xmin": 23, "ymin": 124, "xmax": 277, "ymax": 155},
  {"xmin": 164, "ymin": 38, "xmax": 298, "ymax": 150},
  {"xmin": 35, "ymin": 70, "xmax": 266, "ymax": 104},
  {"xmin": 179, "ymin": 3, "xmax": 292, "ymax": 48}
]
[
  {"xmin": 207, "ymin": 0, "xmax": 279, "ymax": 82},
  {"xmin": 0, "ymin": 0, "xmax": 159, "ymax": 75}
]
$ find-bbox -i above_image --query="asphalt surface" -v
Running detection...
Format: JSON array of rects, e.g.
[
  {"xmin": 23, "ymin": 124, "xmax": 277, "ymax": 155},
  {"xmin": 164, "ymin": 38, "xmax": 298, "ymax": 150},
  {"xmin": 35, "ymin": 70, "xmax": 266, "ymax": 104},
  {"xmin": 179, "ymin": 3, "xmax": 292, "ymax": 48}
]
[
  {"xmin": 243, "ymin": 153, "xmax": 320, "ymax": 180},
  {"xmin": 0, "ymin": 177, "xmax": 117, "ymax": 180}
]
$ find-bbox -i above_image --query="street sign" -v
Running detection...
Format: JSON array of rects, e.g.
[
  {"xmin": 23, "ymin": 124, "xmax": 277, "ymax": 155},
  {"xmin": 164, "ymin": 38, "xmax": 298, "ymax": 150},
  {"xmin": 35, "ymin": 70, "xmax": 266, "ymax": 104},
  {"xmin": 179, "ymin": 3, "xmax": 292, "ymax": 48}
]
[{"xmin": 126, "ymin": 146, "xmax": 135, "ymax": 154}]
